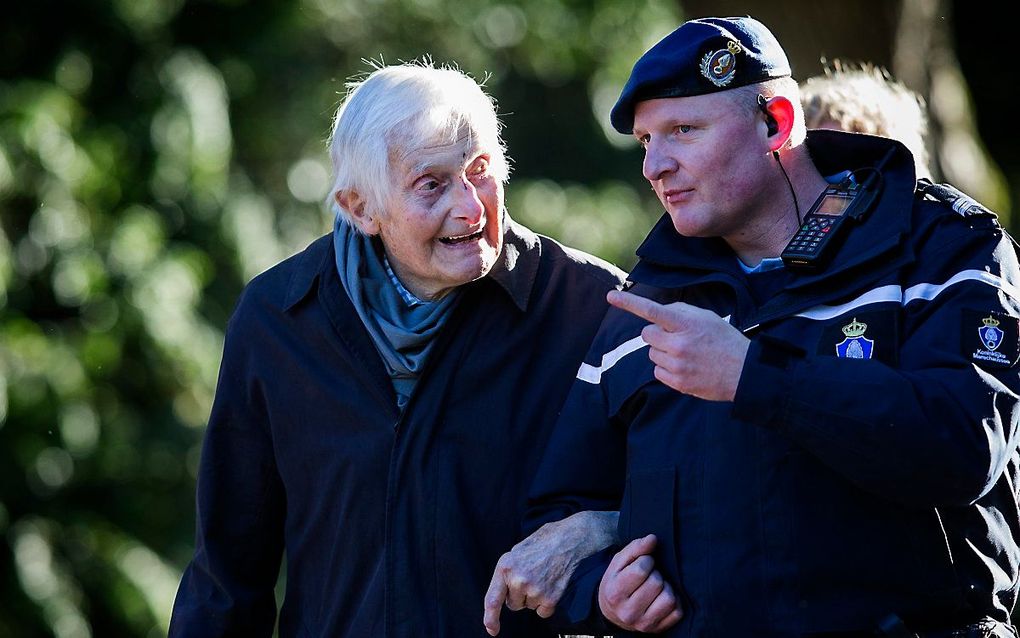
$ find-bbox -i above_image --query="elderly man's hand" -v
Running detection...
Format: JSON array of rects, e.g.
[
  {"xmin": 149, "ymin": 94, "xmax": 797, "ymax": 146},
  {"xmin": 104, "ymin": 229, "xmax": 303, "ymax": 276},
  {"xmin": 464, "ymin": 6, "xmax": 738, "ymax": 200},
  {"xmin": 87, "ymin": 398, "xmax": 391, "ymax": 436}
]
[
  {"xmin": 599, "ymin": 534, "xmax": 683, "ymax": 633},
  {"xmin": 608, "ymin": 290, "xmax": 750, "ymax": 402},
  {"xmin": 483, "ymin": 510, "xmax": 619, "ymax": 636}
]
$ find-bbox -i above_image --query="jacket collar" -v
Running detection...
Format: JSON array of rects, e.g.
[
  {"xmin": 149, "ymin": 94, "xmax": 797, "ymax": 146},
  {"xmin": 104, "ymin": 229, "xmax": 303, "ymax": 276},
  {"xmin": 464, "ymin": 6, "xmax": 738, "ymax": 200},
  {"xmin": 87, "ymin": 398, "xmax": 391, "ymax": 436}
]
[
  {"xmin": 282, "ymin": 214, "xmax": 542, "ymax": 313},
  {"xmin": 485, "ymin": 216, "xmax": 542, "ymax": 312},
  {"xmin": 630, "ymin": 129, "xmax": 917, "ymax": 292},
  {"xmin": 283, "ymin": 234, "xmax": 332, "ymax": 311}
]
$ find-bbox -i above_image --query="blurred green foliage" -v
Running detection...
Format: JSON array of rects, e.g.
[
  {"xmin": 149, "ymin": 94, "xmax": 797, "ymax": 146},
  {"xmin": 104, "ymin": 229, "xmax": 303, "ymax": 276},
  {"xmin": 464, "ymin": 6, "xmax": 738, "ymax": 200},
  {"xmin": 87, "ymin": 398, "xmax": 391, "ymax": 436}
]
[{"xmin": 0, "ymin": 0, "xmax": 677, "ymax": 635}]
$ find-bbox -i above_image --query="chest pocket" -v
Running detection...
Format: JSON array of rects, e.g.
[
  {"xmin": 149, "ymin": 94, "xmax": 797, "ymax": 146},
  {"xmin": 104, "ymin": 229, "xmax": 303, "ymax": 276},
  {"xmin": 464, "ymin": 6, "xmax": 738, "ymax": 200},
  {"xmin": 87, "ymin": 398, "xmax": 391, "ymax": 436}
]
[{"xmin": 815, "ymin": 307, "xmax": 900, "ymax": 366}]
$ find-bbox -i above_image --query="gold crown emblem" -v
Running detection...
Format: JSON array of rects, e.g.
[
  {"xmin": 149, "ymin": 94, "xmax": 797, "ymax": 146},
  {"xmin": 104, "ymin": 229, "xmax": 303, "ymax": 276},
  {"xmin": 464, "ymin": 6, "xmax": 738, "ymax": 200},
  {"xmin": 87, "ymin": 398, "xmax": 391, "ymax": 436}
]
[
  {"xmin": 982, "ymin": 315, "xmax": 1000, "ymax": 328},
  {"xmin": 726, "ymin": 40, "xmax": 742, "ymax": 54},
  {"xmin": 842, "ymin": 318, "xmax": 868, "ymax": 337}
]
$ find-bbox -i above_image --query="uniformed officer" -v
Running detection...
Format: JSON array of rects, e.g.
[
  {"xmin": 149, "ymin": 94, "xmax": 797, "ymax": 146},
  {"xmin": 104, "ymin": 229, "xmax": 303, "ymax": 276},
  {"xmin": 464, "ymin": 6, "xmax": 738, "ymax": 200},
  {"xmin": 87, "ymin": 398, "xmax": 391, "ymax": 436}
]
[{"xmin": 512, "ymin": 16, "xmax": 1020, "ymax": 638}]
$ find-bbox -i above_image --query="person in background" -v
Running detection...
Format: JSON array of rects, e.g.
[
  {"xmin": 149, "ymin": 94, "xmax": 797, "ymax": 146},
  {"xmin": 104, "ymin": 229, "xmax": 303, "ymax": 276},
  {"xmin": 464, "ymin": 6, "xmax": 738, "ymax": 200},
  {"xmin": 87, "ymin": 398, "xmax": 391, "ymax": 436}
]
[
  {"xmin": 168, "ymin": 61, "xmax": 624, "ymax": 638},
  {"xmin": 801, "ymin": 61, "xmax": 932, "ymax": 178}
]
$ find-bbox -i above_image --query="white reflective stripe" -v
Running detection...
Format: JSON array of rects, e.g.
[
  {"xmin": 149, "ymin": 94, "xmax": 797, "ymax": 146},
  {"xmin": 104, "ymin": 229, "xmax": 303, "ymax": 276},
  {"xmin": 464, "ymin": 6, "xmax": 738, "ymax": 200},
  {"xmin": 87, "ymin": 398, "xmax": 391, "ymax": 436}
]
[
  {"xmin": 578, "ymin": 270, "xmax": 1018, "ymax": 386},
  {"xmin": 795, "ymin": 269, "xmax": 1020, "ymax": 322},
  {"xmin": 903, "ymin": 269, "xmax": 1020, "ymax": 305},
  {"xmin": 576, "ymin": 335, "xmax": 648, "ymax": 384},
  {"xmin": 794, "ymin": 285, "xmax": 902, "ymax": 321}
]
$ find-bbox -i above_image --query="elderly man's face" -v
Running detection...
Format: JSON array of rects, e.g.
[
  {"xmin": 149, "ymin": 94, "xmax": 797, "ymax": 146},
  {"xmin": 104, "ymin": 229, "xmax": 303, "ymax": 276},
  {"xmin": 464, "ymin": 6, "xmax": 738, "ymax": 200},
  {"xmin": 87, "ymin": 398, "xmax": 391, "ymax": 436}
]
[
  {"xmin": 634, "ymin": 92, "xmax": 775, "ymax": 245},
  {"xmin": 375, "ymin": 134, "xmax": 503, "ymax": 300}
]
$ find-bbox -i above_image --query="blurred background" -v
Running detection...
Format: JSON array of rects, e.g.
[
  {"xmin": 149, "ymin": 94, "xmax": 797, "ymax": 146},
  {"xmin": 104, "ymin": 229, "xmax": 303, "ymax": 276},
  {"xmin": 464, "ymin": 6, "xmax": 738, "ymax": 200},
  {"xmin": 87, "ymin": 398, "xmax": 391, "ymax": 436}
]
[{"xmin": 1, "ymin": 0, "xmax": 1017, "ymax": 636}]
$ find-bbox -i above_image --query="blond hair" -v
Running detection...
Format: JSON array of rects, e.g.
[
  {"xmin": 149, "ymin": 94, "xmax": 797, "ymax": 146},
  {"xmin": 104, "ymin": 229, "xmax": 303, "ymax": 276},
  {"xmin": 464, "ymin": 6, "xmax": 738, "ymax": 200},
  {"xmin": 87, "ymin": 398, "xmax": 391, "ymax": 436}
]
[{"xmin": 801, "ymin": 62, "xmax": 930, "ymax": 177}]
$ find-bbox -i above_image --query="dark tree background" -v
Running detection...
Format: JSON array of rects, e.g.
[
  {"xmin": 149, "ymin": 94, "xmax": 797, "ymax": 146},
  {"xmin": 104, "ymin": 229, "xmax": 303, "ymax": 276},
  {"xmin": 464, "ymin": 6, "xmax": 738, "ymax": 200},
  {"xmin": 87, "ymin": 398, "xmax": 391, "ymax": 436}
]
[{"xmin": 0, "ymin": 1, "xmax": 1013, "ymax": 636}]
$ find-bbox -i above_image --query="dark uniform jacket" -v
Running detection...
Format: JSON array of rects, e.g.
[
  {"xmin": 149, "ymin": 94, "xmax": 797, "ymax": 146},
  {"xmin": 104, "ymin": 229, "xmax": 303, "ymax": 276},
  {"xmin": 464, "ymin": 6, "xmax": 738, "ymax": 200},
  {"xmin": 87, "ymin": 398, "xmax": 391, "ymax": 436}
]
[
  {"xmin": 169, "ymin": 220, "xmax": 625, "ymax": 637},
  {"xmin": 527, "ymin": 131, "xmax": 1020, "ymax": 637}
]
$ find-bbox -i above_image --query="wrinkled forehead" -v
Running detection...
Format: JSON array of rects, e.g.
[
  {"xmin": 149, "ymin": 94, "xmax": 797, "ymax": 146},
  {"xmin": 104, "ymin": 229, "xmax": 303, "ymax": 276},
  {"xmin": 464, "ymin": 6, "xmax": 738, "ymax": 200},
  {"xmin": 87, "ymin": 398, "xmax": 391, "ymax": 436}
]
[{"xmin": 389, "ymin": 126, "xmax": 488, "ymax": 174}]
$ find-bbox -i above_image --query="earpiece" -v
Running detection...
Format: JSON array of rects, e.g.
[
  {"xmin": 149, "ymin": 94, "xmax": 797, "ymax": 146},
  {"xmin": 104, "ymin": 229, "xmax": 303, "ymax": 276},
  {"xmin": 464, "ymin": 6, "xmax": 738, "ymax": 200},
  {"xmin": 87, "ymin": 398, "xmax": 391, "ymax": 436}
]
[
  {"xmin": 757, "ymin": 94, "xmax": 779, "ymax": 137},
  {"xmin": 758, "ymin": 93, "xmax": 799, "ymax": 223}
]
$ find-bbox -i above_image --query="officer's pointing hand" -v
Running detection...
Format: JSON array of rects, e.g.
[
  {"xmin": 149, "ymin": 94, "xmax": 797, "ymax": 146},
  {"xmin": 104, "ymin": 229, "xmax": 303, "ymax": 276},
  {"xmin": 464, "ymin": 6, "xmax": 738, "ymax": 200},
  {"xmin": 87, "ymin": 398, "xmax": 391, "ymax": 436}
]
[{"xmin": 607, "ymin": 290, "xmax": 750, "ymax": 402}]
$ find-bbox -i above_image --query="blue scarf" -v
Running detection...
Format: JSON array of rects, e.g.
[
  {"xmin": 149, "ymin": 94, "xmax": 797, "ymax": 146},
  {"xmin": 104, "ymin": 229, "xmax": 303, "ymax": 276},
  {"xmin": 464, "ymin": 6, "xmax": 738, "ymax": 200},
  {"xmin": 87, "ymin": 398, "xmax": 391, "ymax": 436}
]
[{"xmin": 333, "ymin": 216, "xmax": 459, "ymax": 409}]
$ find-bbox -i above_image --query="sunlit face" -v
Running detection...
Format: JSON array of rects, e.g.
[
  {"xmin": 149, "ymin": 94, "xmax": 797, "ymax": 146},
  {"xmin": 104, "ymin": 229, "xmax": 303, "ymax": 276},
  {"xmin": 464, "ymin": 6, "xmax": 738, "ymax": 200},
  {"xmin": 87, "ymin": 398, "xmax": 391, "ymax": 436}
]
[
  {"xmin": 633, "ymin": 92, "xmax": 774, "ymax": 245},
  {"xmin": 371, "ymin": 133, "xmax": 503, "ymax": 301}
]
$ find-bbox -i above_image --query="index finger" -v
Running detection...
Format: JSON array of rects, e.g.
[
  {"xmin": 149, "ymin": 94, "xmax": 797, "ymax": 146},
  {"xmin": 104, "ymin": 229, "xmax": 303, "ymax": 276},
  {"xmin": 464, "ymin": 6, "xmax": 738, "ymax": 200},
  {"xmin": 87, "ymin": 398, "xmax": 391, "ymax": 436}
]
[
  {"xmin": 483, "ymin": 568, "xmax": 508, "ymax": 636},
  {"xmin": 607, "ymin": 291, "xmax": 683, "ymax": 331}
]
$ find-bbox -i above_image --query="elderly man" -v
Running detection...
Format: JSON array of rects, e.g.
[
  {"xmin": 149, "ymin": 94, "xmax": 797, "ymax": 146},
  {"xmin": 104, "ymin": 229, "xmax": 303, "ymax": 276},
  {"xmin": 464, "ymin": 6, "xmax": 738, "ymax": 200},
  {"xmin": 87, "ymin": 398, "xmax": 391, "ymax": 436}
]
[
  {"xmin": 512, "ymin": 16, "xmax": 1020, "ymax": 638},
  {"xmin": 168, "ymin": 62, "xmax": 624, "ymax": 637}
]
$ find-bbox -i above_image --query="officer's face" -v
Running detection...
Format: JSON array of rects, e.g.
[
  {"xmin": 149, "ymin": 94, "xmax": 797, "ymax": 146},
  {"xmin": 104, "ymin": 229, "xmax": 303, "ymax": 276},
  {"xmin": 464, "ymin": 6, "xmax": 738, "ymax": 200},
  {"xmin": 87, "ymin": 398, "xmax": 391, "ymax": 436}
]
[{"xmin": 633, "ymin": 92, "xmax": 774, "ymax": 246}]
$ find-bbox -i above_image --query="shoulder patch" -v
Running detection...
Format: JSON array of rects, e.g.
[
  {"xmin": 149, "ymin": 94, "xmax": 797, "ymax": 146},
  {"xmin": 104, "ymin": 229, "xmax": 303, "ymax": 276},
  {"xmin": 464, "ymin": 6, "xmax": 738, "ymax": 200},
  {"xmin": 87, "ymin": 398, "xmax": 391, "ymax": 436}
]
[
  {"xmin": 917, "ymin": 179, "xmax": 996, "ymax": 219},
  {"xmin": 962, "ymin": 309, "xmax": 1019, "ymax": 369}
]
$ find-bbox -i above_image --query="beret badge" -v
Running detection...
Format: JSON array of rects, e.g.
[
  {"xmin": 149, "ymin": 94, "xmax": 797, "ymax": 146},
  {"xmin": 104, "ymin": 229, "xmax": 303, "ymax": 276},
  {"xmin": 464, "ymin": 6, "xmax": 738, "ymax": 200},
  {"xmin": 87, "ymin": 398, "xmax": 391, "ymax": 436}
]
[{"xmin": 699, "ymin": 40, "xmax": 742, "ymax": 87}]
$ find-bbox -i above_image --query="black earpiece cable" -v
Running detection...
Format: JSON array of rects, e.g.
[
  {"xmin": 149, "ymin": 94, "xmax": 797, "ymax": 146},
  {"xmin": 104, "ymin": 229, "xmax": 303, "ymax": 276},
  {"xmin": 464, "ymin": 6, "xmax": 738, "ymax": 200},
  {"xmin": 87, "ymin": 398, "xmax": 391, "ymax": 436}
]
[
  {"xmin": 776, "ymin": 152, "xmax": 802, "ymax": 227},
  {"xmin": 758, "ymin": 94, "xmax": 802, "ymax": 226}
]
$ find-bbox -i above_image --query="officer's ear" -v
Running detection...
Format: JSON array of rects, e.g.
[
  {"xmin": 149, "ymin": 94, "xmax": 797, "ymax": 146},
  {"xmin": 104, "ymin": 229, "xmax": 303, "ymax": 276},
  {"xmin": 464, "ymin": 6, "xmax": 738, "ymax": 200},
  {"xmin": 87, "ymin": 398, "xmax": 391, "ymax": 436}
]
[
  {"xmin": 335, "ymin": 190, "xmax": 380, "ymax": 235},
  {"xmin": 757, "ymin": 95, "xmax": 796, "ymax": 153}
]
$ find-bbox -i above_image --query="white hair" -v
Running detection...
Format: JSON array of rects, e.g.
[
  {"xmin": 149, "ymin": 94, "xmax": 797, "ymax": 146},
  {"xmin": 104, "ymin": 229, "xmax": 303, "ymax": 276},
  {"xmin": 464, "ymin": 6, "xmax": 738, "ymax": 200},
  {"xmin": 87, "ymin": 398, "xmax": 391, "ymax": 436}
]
[{"xmin": 326, "ymin": 61, "xmax": 509, "ymax": 227}]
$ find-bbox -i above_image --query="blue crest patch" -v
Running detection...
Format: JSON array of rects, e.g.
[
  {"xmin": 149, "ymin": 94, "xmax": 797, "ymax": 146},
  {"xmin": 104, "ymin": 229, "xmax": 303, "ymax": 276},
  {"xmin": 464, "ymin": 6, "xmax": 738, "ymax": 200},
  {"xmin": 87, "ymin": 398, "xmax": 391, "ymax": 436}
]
[
  {"xmin": 964, "ymin": 311, "xmax": 1018, "ymax": 369},
  {"xmin": 836, "ymin": 335, "xmax": 874, "ymax": 359},
  {"xmin": 835, "ymin": 318, "xmax": 874, "ymax": 359},
  {"xmin": 980, "ymin": 323, "xmax": 1004, "ymax": 351},
  {"xmin": 963, "ymin": 310, "xmax": 1019, "ymax": 369}
]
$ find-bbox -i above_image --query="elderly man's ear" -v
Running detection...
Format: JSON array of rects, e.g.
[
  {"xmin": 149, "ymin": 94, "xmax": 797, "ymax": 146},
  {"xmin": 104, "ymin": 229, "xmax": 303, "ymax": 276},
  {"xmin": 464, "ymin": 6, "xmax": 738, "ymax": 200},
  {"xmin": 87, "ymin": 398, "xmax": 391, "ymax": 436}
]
[{"xmin": 335, "ymin": 190, "xmax": 380, "ymax": 235}]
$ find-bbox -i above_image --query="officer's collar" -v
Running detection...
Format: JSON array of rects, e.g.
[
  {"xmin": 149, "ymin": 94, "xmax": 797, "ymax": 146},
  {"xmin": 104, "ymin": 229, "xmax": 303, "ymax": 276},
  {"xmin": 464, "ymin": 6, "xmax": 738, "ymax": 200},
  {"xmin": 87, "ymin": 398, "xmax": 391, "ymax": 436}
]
[{"xmin": 632, "ymin": 214, "xmax": 744, "ymax": 282}]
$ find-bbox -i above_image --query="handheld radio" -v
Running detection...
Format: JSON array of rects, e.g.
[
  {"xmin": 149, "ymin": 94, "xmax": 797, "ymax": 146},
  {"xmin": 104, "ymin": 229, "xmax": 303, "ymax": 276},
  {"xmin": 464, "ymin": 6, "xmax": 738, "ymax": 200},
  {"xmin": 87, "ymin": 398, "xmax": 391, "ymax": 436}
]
[{"xmin": 780, "ymin": 147, "xmax": 896, "ymax": 271}]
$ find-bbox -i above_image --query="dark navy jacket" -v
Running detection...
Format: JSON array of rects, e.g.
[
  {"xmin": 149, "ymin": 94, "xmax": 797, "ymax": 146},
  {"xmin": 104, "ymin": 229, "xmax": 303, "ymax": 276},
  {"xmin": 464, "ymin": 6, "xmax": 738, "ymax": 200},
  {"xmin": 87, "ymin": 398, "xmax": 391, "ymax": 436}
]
[
  {"xmin": 527, "ymin": 131, "xmax": 1020, "ymax": 637},
  {"xmin": 169, "ymin": 220, "xmax": 625, "ymax": 637}
]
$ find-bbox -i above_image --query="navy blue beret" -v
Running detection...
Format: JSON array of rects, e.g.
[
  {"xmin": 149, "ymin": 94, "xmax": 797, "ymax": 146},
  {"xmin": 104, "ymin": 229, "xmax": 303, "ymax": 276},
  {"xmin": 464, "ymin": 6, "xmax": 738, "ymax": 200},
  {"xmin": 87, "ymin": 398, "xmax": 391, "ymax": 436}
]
[{"xmin": 611, "ymin": 16, "xmax": 791, "ymax": 133}]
